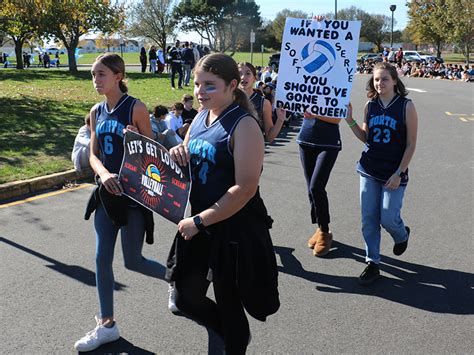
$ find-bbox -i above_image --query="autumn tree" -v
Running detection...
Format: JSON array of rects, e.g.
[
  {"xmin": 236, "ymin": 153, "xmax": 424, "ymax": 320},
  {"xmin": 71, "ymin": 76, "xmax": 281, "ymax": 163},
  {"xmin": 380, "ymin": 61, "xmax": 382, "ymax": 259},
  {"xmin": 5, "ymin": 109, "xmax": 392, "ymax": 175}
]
[
  {"xmin": 40, "ymin": 0, "xmax": 125, "ymax": 73},
  {"xmin": 406, "ymin": 0, "xmax": 447, "ymax": 57},
  {"xmin": 407, "ymin": 0, "xmax": 473, "ymax": 61},
  {"xmin": 95, "ymin": 33, "xmax": 120, "ymax": 52},
  {"xmin": 0, "ymin": 0, "xmax": 41, "ymax": 69},
  {"xmin": 445, "ymin": 0, "xmax": 473, "ymax": 63},
  {"xmin": 128, "ymin": 0, "xmax": 179, "ymax": 53}
]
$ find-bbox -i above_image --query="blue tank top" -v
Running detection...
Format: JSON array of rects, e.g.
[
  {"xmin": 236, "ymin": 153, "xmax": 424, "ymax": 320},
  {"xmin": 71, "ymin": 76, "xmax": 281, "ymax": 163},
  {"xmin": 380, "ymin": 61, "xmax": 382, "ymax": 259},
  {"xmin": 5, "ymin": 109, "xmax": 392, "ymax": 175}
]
[
  {"xmin": 95, "ymin": 94, "xmax": 137, "ymax": 174},
  {"xmin": 188, "ymin": 103, "xmax": 249, "ymax": 213},
  {"xmin": 357, "ymin": 95, "xmax": 410, "ymax": 184},
  {"xmin": 249, "ymin": 91, "xmax": 265, "ymax": 129}
]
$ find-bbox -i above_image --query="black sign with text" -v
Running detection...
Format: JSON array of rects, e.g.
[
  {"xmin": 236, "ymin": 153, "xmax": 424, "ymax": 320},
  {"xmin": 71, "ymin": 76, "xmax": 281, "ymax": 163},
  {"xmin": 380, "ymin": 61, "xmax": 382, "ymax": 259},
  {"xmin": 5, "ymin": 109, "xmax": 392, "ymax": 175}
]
[{"xmin": 119, "ymin": 131, "xmax": 191, "ymax": 224}]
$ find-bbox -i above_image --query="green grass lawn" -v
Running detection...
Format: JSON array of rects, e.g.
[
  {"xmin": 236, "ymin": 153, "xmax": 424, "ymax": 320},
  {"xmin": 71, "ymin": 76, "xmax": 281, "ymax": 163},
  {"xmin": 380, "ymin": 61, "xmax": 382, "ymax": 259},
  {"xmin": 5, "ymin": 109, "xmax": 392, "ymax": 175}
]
[
  {"xmin": 0, "ymin": 69, "xmax": 197, "ymax": 184},
  {"xmin": 8, "ymin": 51, "xmax": 276, "ymax": 67}
]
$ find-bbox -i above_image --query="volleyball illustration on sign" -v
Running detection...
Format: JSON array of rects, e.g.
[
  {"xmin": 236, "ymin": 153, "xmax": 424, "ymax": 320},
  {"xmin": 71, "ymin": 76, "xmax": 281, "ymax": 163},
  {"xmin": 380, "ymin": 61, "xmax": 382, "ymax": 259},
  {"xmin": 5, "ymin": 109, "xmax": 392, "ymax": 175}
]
[{"xmin": 301, "ymin": 40, "xmax": 336, "ymax": 75}]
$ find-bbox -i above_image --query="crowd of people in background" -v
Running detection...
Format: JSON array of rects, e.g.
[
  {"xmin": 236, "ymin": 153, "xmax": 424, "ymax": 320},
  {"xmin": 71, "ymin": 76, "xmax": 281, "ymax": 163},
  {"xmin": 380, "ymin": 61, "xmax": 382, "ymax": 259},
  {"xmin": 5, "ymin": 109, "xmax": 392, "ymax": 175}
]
[
  {"xmin": 357, "ymin": 49, "xmax": 474, "ymax": 82},
  {"xmin": 358, "ymin": 59, "xmax": 474, "ymax": 82},
  {"xmin": 0, "ymin": 50, "xmax": 61, "ymax": 68}
]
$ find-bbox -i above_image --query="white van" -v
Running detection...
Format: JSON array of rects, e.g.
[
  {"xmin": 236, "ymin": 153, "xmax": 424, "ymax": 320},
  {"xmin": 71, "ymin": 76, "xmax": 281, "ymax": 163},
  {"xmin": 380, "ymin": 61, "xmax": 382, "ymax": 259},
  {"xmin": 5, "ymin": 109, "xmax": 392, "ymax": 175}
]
[{"xmin": 388, "ymin": 50, "xmax": 423, "ymax": 63}]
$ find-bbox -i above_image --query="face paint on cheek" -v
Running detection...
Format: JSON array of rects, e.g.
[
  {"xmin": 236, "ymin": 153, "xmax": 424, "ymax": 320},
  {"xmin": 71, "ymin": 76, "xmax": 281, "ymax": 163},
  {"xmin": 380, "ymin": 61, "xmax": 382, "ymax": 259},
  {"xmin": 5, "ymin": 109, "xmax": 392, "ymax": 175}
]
[{"xmin": 204, "ymin": 85, "xmax": 217, "ymax": 93}]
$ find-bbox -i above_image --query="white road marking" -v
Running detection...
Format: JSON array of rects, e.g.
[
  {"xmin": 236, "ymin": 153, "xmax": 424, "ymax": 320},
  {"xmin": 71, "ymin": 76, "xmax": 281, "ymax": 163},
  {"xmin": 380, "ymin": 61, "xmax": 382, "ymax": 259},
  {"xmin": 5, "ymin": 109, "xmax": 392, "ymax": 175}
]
[{"xmin": 407, "ymin": 87, "xmax": 427, "ymax": 93}]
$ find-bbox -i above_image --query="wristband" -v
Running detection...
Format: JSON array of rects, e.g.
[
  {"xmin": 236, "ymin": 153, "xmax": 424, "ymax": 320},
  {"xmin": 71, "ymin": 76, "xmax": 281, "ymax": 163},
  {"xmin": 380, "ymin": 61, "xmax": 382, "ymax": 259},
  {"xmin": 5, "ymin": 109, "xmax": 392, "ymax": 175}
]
[{"xmin": 348, "ymin": 119, "xmax": 357, "ymax": 127}]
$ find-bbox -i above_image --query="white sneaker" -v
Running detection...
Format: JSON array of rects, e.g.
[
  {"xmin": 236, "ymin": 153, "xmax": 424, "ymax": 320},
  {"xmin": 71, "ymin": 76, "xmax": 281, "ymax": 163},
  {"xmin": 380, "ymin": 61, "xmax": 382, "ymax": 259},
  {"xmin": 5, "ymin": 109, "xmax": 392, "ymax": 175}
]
[
  {"xmin": 168, "ymin": 283, "xmax": 180, "ymax": 313},
  {"xmin": 74, "ymin": 316, "xmax": 120, "ymax": 352}
]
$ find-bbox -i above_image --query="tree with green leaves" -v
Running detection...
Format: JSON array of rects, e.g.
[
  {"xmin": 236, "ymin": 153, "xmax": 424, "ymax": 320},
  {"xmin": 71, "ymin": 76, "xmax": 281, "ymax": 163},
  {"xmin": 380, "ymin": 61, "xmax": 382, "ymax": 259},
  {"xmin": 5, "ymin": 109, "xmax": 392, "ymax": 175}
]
[
  {"xmin": 270, "ymin": 9, "xmax": 309, "ymax": 49},
  {"xmin": 216, "ymin": 0, "xmax": 261, "ymax": 53},
  {"xmin": 40, "ymin": 0, "xmax": 125, "ymax": 73},
  {"xmin": 336, "ymin": 6, "xmax": 393, "ymax": 52},
  {"xmin": 256, "ymin": 20, "xmax": 279, "ymax": 51},
  {"xmin": 174, "ymin": 0, "xmax": 262, "ymax": 52},
  {"xmin": 406, "ymin": 0, "xmax": 447, "ymax": 57},
  {"xmin": 0, "ymin": 0, "xmax": 41, "ymax": 69},
  {"xmin": 128, "ymin": 0, "xmax": 179, "ymax": 54},
  {"xmin": 407, "ymin": 0, "xmax": 472, "ymax": 62},
  {"xmin": 445, "ymin": 0, "xmax": 473, "ymax": 64}
]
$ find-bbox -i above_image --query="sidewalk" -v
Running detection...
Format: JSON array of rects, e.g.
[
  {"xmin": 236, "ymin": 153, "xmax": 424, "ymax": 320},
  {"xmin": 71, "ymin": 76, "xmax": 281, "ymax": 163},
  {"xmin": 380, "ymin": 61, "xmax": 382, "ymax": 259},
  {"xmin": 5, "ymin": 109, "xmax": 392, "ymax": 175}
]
[{"xmin": 0, "ymin": 168, "xmax": 93, "ymax": 202}]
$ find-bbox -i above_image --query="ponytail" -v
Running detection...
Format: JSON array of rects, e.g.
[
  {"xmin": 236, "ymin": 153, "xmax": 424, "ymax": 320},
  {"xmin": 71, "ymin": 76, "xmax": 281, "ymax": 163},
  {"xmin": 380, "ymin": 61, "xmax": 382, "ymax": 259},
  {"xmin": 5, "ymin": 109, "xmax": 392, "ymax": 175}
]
[
  {"xmin": 234, "ymin": 88, "xmax": 257, "ymax": 118},
  {"xmin": 119, "ymin": 79, "xmax": 128, "ymax": 93}
]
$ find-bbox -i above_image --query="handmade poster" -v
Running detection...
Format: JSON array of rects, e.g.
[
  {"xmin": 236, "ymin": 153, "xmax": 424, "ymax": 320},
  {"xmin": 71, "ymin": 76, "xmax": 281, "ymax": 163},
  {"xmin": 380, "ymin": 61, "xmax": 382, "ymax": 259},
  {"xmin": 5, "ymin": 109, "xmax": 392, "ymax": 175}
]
[
  {"xmin": 275, "ymin": 18, "xmax": 361, "ymax": 119},
  {"xmin": 119, "ymin": 131, "xmax": 191, "ymax": 224}
]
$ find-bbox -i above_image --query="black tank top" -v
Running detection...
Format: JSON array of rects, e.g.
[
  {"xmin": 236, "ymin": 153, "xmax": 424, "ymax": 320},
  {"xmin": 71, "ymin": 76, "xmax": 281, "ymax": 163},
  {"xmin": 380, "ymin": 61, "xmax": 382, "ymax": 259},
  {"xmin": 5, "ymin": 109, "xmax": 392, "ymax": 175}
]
[
  {"xmin": 188, "ymin": 103, "xmax": 249, "ymax": 213},
  {"xmin": 95, "ymin": 94, "xmax": 136, "ymax": 174},
  {"xmin": 249, "ymin": 91, "xmax": 265, "ymax": 129}
]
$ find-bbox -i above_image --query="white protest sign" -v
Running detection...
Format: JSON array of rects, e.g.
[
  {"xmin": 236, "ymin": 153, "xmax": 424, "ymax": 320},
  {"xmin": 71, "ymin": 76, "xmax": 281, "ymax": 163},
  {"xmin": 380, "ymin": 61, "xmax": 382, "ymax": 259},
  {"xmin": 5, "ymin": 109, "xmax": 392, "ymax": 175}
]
[{"xmin": 275, "ymin": 18, "xmax": 361, "ymax": 119}]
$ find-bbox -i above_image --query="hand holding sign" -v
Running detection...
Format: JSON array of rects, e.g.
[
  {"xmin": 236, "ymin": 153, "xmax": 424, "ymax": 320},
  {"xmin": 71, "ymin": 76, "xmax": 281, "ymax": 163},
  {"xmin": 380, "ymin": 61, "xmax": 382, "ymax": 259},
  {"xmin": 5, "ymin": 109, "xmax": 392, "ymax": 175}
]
[
  {"xmin": 275, "ymin": 17, "xmax": 361, "ymax": 119},
  {"xmin": 169, "ymin": 143, "xmax": 191, "ymax": 167}
]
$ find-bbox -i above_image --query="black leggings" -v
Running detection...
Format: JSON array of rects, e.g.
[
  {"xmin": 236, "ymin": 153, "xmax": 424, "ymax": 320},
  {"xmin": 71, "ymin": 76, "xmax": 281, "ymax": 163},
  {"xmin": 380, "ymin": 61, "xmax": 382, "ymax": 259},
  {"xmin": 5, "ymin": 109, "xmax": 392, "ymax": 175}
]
[
  {"xmin": 175, "ymin": 261, "xmax": 249, "ymax": 354},
  {"xmin": 299, "ymin": 145, "xmax": 339, "ymax": 228}
]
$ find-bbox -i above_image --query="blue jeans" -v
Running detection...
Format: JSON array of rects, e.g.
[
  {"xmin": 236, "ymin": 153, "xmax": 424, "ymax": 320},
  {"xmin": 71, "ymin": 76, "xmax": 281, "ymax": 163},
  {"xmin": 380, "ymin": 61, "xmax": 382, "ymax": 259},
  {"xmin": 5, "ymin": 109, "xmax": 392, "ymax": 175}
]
[
  {"xmin": 183, "ymin": 64, "xmax": 191, "ymax": 85},
  {"xmin": 94, "ymin": 205, "xmax": 165, "ymax": 318},
  {"xmin": 359, "ymin": 175, "xmax": 409, "ymax": 264}
]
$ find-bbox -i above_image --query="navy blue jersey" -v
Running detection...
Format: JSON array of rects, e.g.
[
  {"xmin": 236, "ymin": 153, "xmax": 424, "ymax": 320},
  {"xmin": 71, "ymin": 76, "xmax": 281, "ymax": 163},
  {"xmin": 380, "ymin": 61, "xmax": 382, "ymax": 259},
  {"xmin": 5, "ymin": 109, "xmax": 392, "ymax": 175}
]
[
  {"xmin": 357, "ymin": 95, "xmax": 410, "ymax": 184},
  {"xmin": 249, "ymin": 91, "xmax": 265, "ymax": 129},
  {"xmin": 188, "ymin": 103, "xmax": 249, "ymax": 213},
  {"xmin": 297, "ymin": 118, "xmax": 341, "ymax": 150},
  {"xmin": 95, "ymin": 94, "xmax": 137, "ymax": 174}
]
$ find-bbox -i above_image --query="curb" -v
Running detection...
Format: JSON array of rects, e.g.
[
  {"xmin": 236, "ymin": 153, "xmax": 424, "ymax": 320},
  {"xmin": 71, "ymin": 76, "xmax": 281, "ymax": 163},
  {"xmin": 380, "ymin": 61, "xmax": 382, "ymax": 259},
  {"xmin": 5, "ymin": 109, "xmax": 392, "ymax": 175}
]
[{"xmin": 0, "ymin": 168, "xmax": 94, "ymax": 202}]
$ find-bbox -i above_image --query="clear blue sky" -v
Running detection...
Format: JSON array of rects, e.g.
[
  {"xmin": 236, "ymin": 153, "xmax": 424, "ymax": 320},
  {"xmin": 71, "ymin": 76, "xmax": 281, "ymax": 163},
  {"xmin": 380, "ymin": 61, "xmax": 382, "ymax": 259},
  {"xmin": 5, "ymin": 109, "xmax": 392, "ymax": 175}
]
[{"xmin": 256, "ymin": 0, "xmax": 409, "ymax": 30}]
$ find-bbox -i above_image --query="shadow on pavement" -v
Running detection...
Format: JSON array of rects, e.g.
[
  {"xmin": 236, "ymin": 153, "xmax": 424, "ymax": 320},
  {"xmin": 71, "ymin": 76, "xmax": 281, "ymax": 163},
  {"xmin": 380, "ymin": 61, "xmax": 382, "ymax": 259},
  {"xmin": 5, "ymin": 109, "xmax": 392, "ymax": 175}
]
[
  {"xmin": 0, "ymin": 236, "xmax": 126, "ymax": 290},
  {"xmin": 77, "ymin": 330, "xmax": 224, "ymax": 354},
  {"xmin": 274, "ymin": 241, "xmax": 474, "ymax": 315},
  {"xmin": 79, "ymin": 337, "xmax": 155, "ymax": 354}
]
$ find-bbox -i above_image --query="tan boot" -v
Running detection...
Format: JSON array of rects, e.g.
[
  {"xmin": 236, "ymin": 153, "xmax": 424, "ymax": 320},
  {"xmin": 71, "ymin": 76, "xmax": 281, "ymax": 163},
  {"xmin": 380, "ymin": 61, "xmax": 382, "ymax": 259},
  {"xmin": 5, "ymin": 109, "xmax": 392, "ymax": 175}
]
[
  {"xmin": 313, "ymin": 231, "xmax": 333, "ymax": 257},
  {"xmin": 307, "ymin": 228, "xmax": 322, "ymax": 249}
]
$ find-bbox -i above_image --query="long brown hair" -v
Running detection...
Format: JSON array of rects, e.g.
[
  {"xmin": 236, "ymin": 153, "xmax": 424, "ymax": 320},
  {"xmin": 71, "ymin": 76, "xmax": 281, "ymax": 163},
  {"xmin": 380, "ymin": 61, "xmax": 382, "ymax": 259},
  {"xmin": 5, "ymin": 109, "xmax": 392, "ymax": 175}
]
[
  {"xmin": 94, "ymin": 53, "xmax": 128, "ymax": 93},
  {"xmin": 238, "ymin": 61, "xmax": 257, "ymax": 78},
  {"xmin": 193, "ymin": 53, "xmax": 256, "ymax": 117},
  {"xmin": 366, "ymin": 62, "xmax": 408, "ymax": 99}
]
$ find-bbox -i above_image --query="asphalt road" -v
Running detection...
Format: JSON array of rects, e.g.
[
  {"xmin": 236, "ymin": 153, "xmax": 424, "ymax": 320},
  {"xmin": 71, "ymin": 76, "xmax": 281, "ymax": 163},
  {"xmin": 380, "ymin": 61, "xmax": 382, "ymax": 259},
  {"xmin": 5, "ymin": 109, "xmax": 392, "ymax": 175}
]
[{"xmin": 1, "ymin": 76, "xmax": 473, "ymax": 354}]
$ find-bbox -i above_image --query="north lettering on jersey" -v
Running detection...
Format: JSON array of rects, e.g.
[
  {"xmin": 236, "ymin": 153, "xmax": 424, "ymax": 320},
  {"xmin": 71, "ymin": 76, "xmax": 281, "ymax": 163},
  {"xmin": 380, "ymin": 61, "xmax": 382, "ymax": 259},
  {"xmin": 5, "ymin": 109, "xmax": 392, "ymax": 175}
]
[
  {"xmin": 97, "ymin": 119, "xmax": 125, "ymax": 137},
  {"xmin": 368, "ymin": 115, "xmax": 397, "ymax": 130},
  {"xmin": 188, "ymin": 138, "xmax": 217, "ymax": 184}
]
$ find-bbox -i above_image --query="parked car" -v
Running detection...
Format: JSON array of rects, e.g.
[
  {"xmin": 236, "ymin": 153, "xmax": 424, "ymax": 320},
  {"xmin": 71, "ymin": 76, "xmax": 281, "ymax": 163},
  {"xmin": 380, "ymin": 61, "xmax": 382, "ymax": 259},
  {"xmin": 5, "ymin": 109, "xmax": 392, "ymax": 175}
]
[
  {"xmin": 419, "ymin": 52, "xmax": 444, "ymax": 63},
  {"xmin": 404, "ymin": 55, "xmax": 423, "ymax": 63},
  {"xmin": 388, "ymin": 50, "xmax": 423, "ymax": 63},
  {"xmin": 360, "ymin": 53, "xmax": 383, "ymax": 62},
  {"xmin": 46, "ymin": 47, "xmax": 65, "ymax": 55},
  {"xmin": 268, "ymin": 53, "xmax": 280, "ymax": 69}
]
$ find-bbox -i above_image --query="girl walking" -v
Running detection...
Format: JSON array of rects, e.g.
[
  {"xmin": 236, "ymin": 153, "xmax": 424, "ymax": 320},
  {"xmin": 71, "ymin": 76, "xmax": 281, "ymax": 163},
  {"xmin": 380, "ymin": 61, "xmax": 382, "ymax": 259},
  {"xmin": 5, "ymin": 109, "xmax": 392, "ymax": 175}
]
[
  {"xmin": 167, "ymin": 53, "xmax": 279, "ymax": 354},
  {"xmin": 345, "ymin": 62, "xmax": 418, "ymax": 285},
  {"xmin": 238, "ymin": 62, "xmax": 285, "ymax": 142},
  {"xmin": 74, "ymin": 53, "xmax": 166, "ymax": 351}
]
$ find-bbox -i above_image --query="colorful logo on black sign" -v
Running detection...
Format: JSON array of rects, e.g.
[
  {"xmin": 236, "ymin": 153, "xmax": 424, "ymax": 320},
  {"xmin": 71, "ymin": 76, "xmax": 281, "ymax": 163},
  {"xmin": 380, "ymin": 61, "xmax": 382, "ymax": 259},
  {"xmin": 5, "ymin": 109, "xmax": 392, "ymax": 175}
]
[{"xmin": 142, "ymin": 164, "xmax": 164, "ymax": 197}]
